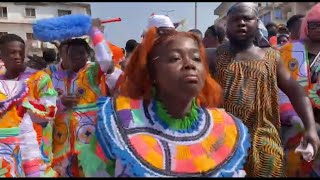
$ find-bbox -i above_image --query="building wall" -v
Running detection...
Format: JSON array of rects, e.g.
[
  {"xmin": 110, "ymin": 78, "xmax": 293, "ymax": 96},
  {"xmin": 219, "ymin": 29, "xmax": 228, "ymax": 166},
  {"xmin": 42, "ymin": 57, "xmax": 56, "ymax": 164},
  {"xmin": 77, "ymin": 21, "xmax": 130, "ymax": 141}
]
[
  {"xmin": 214, "ymin": 2, "xmax": 317, "ymax": 27},
  {"xmin": 0, "ymin": 2, "xmax": 89, "ymax": 39},
  {"xmin": 259, "ymin": 2, "xmax": 316, "ymax": 26},
  {"xmin": 0, "ymin": 2, "xmax": 90, "ymax": 55},
  {"xmin": 213, "ymin": 2, "xmax": 235, "ymax": 29}
]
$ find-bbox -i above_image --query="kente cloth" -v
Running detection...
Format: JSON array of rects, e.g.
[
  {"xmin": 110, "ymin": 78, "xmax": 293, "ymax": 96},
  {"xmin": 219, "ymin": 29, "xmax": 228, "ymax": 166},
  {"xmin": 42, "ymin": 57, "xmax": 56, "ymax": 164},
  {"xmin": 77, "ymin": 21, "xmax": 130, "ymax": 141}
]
[{"xmin": 215, "ymin": 44, "xmax": 285, "ymax": 177}]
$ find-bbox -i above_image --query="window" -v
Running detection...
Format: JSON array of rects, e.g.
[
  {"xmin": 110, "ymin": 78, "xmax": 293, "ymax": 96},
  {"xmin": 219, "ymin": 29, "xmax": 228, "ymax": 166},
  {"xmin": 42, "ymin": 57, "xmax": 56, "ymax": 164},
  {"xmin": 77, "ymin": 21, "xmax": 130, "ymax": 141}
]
[
  {"xmin": 25, "ymin": 8, "xmax": 36, "ymax": 17},
  {"xmin": 0, "ymin": 7, "xmax": 7, "ymax": 18},
  {"xmin": 0, "ymin": 32, "xmax": 7, "ymax": 37},
  {"xmin": 274, "ymin": 9, "xmax": 282, "ymax": 20},
  {"xmin": 58, "ymin": 9, "xmax": 72, "ymax": 16},
  {"xmin": 26, "ymin": 33, "xmax": 34, "ymax": 40},
  {"xmin": 261, "ymin": 12, "xmax": 272, "ymax": 25}
]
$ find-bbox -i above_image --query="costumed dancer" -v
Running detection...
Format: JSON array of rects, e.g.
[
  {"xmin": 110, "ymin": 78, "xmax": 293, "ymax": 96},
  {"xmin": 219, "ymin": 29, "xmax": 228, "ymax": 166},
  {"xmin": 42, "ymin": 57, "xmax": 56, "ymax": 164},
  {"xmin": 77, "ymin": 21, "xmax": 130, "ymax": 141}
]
[
  {"xmin": 279, "ymin": 3, "xmax": 320, "ymax": 177},
  {"xmin": 82, "ymin": 27, "xmax": 251, "ymax": 177},
  {"xmin": 41, "ymin": 18, "xmax": 114, "ymax": 176},
  {"xmin": 0, "ymin": 34, "xmax": 58, "ymax": 177},
  {"xmin": 211, "ymin": 3, "xmax": 319, "ymax": 177}
]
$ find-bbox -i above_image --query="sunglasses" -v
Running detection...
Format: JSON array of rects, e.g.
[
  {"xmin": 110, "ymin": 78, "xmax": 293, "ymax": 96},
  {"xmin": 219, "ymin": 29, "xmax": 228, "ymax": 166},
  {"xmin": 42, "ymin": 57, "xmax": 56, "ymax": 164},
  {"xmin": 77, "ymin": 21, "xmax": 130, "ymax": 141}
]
[{"xmin": 308, "ymin": 22, "xmax": 320, "ymax": 30}]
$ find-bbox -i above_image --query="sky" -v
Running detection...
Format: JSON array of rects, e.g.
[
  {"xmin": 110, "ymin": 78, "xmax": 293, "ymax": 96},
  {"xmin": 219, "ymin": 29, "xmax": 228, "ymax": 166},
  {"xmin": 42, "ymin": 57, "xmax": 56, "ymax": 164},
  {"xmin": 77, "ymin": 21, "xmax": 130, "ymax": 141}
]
[{"xmin": 89, "ymin": 2, "xmax": 221, "ymax": 48}]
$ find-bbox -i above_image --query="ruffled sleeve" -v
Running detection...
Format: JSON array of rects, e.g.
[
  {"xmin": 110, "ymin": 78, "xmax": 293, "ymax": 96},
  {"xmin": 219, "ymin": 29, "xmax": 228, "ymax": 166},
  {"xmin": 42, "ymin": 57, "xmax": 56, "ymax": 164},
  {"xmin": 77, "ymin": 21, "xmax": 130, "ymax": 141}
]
[
  {"xmin": 218, "ymin": 111, "xmax": 251, "ymax": 177},
  {"xmin": 19, "ymin": 113, "xmax": 42, "ymax": 177},
  {"xmin": 78, "ymin": 133, "xmax": 115, "ymax": 177},
  {"xmin": 79, "ymin": 97, "xmax": 116, "ymax": 177},
  {"xmin": 22, "ymin": 71, "xmax": 58, "ymax": 123}
]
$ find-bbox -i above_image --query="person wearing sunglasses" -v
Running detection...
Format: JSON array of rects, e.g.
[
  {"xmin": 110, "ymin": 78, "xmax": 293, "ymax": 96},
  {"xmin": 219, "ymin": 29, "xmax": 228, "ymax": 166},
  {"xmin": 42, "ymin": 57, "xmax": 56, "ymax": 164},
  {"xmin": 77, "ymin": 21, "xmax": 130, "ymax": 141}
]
[{"xmin": 279, "ymin": 3, "xmax": 320, "ymax": 177}]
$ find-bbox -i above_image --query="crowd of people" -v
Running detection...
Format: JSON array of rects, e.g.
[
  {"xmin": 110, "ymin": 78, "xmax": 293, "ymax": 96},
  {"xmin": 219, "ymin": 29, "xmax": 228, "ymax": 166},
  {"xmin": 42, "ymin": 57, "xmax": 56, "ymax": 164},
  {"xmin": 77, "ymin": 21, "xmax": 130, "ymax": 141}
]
[{"xmin": 0, "ymin": 2, "xmax": 319, "ymax": 177}]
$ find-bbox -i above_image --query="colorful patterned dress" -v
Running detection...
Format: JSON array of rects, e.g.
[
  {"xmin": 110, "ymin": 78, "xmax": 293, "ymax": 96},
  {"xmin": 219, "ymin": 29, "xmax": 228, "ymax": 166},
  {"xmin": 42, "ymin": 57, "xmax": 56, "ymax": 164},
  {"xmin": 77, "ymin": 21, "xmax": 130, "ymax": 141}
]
[
  {"xmin": 215, "ymin": 44, "xmax": 284, "ymax": 177},
  {"xmin": 45, "ymin": 27, "xmax": 113, "ymax": 177},
  {"xmin": 279, "ymin": 41, "xmax": 320, "ymax": 177},
  {"xmin": 0, "ymin": 67, "xmax": 58, "ymax": 177},
  {"xmin": 81, "ymin": 96, "xmax": 251, "ymax": 177}
]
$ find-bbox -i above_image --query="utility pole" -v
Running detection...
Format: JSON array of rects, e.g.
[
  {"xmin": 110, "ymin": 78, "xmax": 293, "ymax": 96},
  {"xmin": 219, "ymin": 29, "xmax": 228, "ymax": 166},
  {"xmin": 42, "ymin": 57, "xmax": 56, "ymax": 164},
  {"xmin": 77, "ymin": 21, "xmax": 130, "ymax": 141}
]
[{"xmin": 195, "ymin": 2, "xmax": 198, "ymax": 29}]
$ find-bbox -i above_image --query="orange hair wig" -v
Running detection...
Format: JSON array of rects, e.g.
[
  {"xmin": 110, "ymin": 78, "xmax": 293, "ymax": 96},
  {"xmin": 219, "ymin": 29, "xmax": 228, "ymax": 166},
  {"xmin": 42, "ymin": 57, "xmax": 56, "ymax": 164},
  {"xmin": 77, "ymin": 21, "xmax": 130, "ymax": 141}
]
[{"xmin": 120, "ymin": 27, "xmax": 222, "ymax": 108}]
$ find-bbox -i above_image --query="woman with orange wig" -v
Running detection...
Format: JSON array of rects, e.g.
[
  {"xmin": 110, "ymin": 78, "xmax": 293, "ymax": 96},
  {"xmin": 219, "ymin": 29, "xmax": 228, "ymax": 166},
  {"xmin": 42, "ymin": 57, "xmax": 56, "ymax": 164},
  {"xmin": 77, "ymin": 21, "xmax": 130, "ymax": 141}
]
[
  {"xmin": 81, "ymin": 27, "xmax": 250, "ymax": 177},
  {"xmin": 279, "ymin": 3, "xmax": 320, "ymax": 177}
]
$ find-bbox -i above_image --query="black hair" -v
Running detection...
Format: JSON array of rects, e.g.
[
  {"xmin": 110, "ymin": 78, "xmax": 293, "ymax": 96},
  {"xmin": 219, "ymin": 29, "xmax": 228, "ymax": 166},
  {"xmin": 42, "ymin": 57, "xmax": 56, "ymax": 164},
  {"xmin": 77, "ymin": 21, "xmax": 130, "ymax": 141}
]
[
  {"xmin": 43, "ymin": 48, "xmax": 57, "ymax": 63},
  {"xmin": 287, "ymin": 14, "xmax": 305, "ymax": 30},
  {"xmin": 0, "ymin": 34, "xmax": 25, "ymax": 50},
  {"xmin": 265, "ymin": 22, "xmax": 277, "ymax": 30},
  {"xmin": 125, "ymin": 39, "xmax": 138, "ymax": 54},
  {"xmin": 66, "ymin": 38, "xmax": 92, "ymax": 54},
  {"xmin": 207, "ymin": 25, "xmax": 225, "ymax": 44},
  {"xmin": 58, "ymin": 39, "xmax": 71, "ymax": 51},
  {"xmin": 189, "ymin": 29, "xmax": 202, "ymax": 34},
  {"xmin": 277, "ymin": 26, "xmax": 289, "ymax": 35}
]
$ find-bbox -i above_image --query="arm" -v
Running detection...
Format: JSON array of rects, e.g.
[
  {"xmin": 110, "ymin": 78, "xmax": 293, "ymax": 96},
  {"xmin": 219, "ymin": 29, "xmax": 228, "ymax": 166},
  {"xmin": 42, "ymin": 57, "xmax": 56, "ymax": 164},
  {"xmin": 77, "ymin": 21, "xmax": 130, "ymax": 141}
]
[
  {"xmin": 205, "ymin": 48, "xmax": 217, "ymax": 78},
  {"xmin": 89, "ymin": 25, "xmax": 114, "ymax": 74},
  {"xmin": 276, "ymin": 53, "xmax": 320, "ymax": 154},
  {"xmin": 106, "ymin": 67, "xmax": 124, "ymax": 96}
]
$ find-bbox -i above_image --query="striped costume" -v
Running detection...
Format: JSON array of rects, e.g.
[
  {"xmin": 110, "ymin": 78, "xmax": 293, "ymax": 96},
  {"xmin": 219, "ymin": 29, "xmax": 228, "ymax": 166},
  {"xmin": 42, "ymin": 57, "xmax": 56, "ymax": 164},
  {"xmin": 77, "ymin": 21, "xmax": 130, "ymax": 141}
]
[
  {"xmin": 215, "ymin": 44, "xmax": 284, "ymax": 177},
  {"xmin": 45, "ymin": 27, "xmax": 113, "ymax": 177},
  {"xmin": 81, "ymin": 96, "xmax": 250, "ymax": 177}
]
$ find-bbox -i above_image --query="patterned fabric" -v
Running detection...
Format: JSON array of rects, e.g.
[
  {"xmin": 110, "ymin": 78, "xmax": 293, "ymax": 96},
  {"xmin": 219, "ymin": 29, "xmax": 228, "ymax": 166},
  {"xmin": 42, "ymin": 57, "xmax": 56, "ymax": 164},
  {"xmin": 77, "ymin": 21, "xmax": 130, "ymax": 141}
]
[
  {"xmin": 46, "ymin": 27, "xmax": 113, "ymax": 177},
  {"xmin": 83, "ymin": 96, "xmax": 250, "ymax": 177},
  {"xmin": 45, "ymin": 62, "xmax": 107, "ymax": 177},
  {"xmin": 0, "ymin": 68, "xmax": 58, "ymax": 177},
  {"xmin": 278, "ymin": 40, "xmax": 320, "ymax": 177},
  {"xmin": 215, "ymin": 44, "xmax": 284, "ymax": 177},
  {"xmin": 279, "ymin": 40, "xmax": 320, "ymax": 109},
  {"xmin": 0, "ymin": 80, "xmax": 42, "ymax": 177}
]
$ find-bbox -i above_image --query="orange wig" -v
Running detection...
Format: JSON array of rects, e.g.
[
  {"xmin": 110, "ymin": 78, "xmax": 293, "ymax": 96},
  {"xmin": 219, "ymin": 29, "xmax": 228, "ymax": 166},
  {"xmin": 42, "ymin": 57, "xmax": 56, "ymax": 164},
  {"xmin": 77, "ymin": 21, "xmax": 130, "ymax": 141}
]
[{"xmin": 120, "ymin": 27, "xmax": 222, "ymax": 108}]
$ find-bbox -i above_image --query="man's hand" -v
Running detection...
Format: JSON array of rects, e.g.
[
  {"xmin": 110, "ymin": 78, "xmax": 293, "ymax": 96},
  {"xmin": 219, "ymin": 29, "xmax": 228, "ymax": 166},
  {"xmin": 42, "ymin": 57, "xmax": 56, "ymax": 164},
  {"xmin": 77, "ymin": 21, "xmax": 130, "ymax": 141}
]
[
  {"xmin": 61, "ymin": 95, "xmax": 80, "ymax": 109},
  {"xmin": 92, "ymin": 18, "xmax": 102, "ymax": 29},
  {"xmin": 303, "ymin": 128, "xmax": 320, "ymax": 158}
]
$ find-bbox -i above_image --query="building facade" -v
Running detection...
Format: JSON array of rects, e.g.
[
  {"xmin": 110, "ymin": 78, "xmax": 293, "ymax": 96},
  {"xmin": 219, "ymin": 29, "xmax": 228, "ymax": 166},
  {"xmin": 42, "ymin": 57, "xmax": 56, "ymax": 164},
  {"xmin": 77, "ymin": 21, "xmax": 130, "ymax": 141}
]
[
  {"xmin": 214, "ymin": 2, "xmax": 317, "ymax": 28},
  {"xmin": 213, "ymin": 2, "xmax": 235, "ymax": 29},
  {"xmin": 0, "ymin": 2, "xmax": 91, "ymax": 55},
  {"xmin": 258, "ymin": 2, "xmax": 316, "ymax": 25}
]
